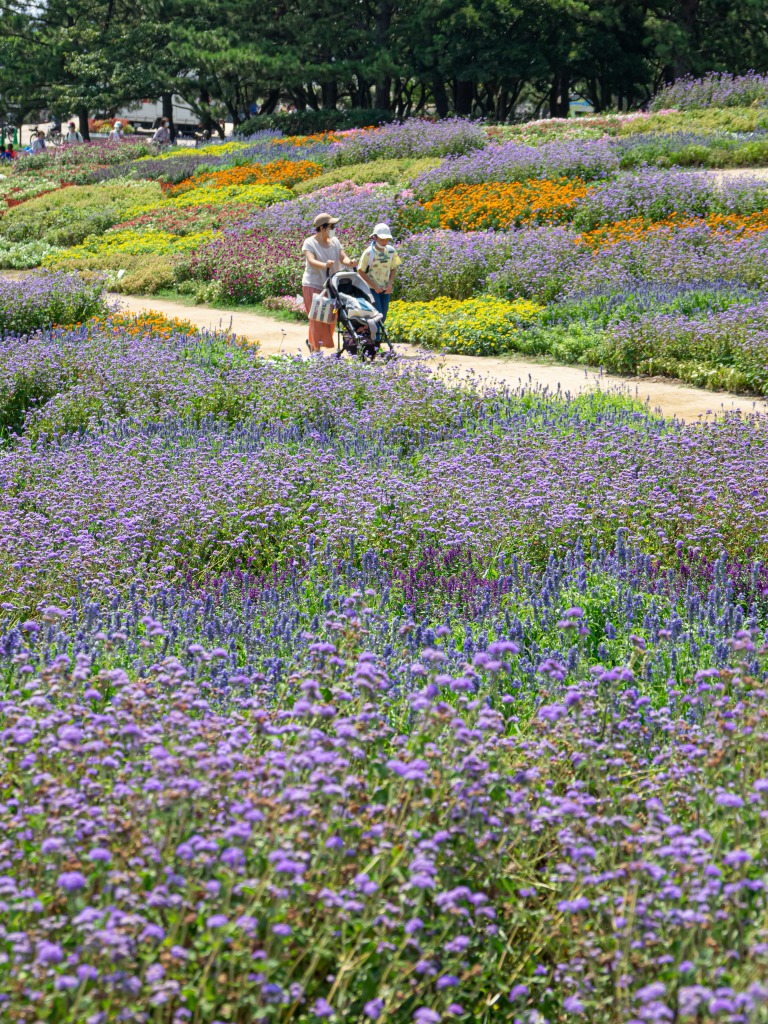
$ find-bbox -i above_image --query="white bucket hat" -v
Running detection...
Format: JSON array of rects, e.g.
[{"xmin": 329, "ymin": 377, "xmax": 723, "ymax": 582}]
[{"xmin": 371, "ymin": 222, "xmax": 393, "ymax": 239}]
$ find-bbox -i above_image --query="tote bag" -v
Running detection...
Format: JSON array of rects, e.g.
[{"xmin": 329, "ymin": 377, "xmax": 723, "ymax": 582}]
[{"xmin": 309, "ymin": 291, "xmax": 335, "ymax": 324}]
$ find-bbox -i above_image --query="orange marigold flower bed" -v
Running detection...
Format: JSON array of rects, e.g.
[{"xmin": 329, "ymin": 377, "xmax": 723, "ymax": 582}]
[
  {"xmin": 170, "ymin": 159, "xmax": 321, "ymax": 196},
  {"xmin": 90, "ymin": 312, "xmax": 252, "ymax": 348},
  {"xmin": 424, "ymin": 179, "xmax": 591, "ymax": 230},
  {"xmin": 577, "ymin": 210, "xmax": 768, "ymax": 249},
  {"xmin": 270, "ymin": 132, "xmax": 347, "ymax": 146},
  {"xmin": 91, "ymin": 312, "xmax": 198, "ymax": 337}
]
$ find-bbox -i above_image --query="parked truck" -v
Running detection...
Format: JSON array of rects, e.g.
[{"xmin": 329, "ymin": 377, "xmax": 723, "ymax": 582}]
[{"xmin": 118, "ymin": 95, "xmax": 199, "ymax": 135}]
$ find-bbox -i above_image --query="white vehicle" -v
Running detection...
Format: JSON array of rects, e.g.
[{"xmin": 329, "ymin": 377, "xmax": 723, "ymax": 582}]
[{"xmin": 118, "ymin": 95, "xmax": 199, "ymax": 134}]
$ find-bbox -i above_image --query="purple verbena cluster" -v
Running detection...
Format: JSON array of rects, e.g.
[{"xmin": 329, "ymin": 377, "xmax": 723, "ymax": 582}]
[
  {"xmin": 333, "ymin": 118, "xmax": 487, "ymax": 164},
  {"xmin": 0, "ymin": 272, "xmax": 107, "ymax": 337},
  {"xmin": 412, "ymin": 137, "xmax": 618, "ymax": 199},
  {"xmin": 651, "ymin": 71, "xmax": 768, "ymax": 110}
]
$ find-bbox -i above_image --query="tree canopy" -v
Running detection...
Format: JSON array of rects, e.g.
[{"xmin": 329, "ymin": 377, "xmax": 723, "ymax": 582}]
[{"xmin": 1, "ymin": 0, "xmax": 767, "ymax": 128}]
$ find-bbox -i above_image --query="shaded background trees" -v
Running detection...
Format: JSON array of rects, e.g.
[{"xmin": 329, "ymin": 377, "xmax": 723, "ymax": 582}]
[{"xmin": 1, "ymin": 0, "xmax": 767, "ymax": 128}]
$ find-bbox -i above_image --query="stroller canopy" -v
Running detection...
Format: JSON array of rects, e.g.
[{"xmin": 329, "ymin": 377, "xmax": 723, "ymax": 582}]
[{"xmin": 331, "ymin": 270, "xmax": 375, "ymax": 304}]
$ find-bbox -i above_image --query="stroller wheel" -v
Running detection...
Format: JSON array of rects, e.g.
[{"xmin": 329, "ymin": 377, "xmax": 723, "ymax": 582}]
[
  {"xmin": 337, "ymin": 326, "xmax": 358, "ymax": 357},
  {"xmin": 380, "ymin": 324, "xmax": 393, "ymax": 352}
]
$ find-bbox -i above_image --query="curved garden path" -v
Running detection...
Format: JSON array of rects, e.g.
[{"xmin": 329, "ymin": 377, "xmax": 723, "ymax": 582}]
[
  {"xmin": 111, "ymin": 292, "xmax": 768, "ymax": 422},
  {"xmin": 701, "ymin": 167, "xmax": 768, "ymax": 185}
]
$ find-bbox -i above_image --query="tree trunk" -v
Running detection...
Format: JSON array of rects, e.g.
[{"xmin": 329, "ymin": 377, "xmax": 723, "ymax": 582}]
[
  {"xmin": 586, "ymin": 77, "xmax": 600, "ymax": 112},
  {"xmin": 432, "ymin": 77, "xmax": 449, "ymax": 117},
  {"xmin": 304, "ymin": 84, "xmax": 321, "ymax": 110},
  {"xmin": 161, "ymin": 92, "xmax": 176, "ymax": 141},
  {"xmin": 495, "ymin": 88, "xmax": 508, "ymax": 122},
  {"xmin": 391, "ymin": 78, "xmax": 406, "ymax": 117},
  {"xmin": 224, "ymin": 98, "xmax": 240, "ymax": 127},
  {"xmin": 78, "ymin": 107, "xmax": 90, "ymax": 142},
  {"xmin": 549, "ymin": 70, "xmax": 569, "ymax": 117},
  {"xmin": 374, "ymin": 0, "xmax": 393, "ymax": 109},
  {"xmin": 375, "ymin": 77, "xmax": 391, "ymax": 110},
  {"xmin": 321, "ymin": 80, "xmax": 338, "ymax": 109},
  {"xmin": 259, "ymin": 89, "xmax": 280, "ymax": 115},
  {"xmin": 355, "ymin": 75, "xmax": 369, "ymax": 107},
  {"xmin": 454, "ymin": 79, "xmax": 474, "ymax": 116},
  {"xmin": 199, "ymin": 87, "xmax": 223, "ymax": 136},
  {"xmin": 415, "ymin": 81, "xmax": 429, "ymax": 115}
]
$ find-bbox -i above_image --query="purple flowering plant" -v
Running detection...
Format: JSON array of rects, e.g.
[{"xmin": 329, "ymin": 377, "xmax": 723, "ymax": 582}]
[
  {"xmin": 1, "ymin": 308, "xmax": 768, "ymax": 1016},
  {"xmin": 6, "ymin": 111, "xmax": 768, "ymax": 1019}
]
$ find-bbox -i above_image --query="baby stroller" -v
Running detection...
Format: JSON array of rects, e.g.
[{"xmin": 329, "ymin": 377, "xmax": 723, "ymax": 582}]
[{"xmin": 326, "ymin": 269, "xmax": 393, "ymax": 360}]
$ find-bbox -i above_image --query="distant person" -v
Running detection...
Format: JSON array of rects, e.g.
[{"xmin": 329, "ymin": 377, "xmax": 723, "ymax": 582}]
[
  {"xmin": 357, "ymin": 223, "xmax": 401, "ymax": 321},
  {"xmin": 2, "ymin": 141, "xmax": 15, "ymax": 161},
  {"xmin": 152, "ymin": 117, "xmax": 171, "ymax": 146},
  {"xmin": 302, "ymin": 212, "xmax": 355, "ymax": 352},
  {"xmin": 0, "ymin": 144, "xmax": 9, "ymax": 162},
  {"xmin": 31, "ymin": 131, "xmax": 46, "ymax": 154},
  {"xmin": 109, "ymin": 120, "xmax": 125, "ymax": 141},
  {"xmin": 64, "ymin": 121, "xmax": 83, "ymax": 144}
]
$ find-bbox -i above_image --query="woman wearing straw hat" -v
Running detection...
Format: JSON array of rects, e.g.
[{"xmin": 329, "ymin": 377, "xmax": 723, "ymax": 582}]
[{"xmin": 302, "ymin": 213, "xmax": 355, "ymax": 352}]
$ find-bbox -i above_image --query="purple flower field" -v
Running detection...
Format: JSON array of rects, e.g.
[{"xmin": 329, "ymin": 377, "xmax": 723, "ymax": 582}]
[
  {"xmin": 6, "ymin": 94, "xmax": 768, "ymax": 1019},
  {"xmin": 0, "ymin": 272, "xmax": 107, "ymax": 336},
  {"xmin": 3, "ymin": 293, "xmax": 768, "ymax": 1020},
  {"xmin": 651, "ymin": 71, "xmax": 768, "ymax": 111}
]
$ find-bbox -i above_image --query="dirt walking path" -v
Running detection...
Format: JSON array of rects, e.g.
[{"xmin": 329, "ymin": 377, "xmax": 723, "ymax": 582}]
[
  {"xmin": 702, "ymin": 167, "xmax": 768, "ymax": 185},
  {"xmin": 110, "ymin": 292, "xmax": 768, "ymax": 422}
]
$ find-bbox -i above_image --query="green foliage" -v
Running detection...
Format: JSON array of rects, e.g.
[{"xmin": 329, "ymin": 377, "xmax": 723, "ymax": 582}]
[
  {"xmin": 0, "ymin": 181, "xmax": 162, "ymax": 247},
  {"xmin": 632, "ymin": 140, "xmax": 768, "ymax": 170},
  {"xmin": 291, "ymin": 157, "xmax": 441, "ymax": 195},
  {"xmin": 619, "ymin": 108, "xmax": 768, "ymax": 135},
  {"xmin": 0, "ymin": 239, "xmax": 61, "ymax": 269},
  {"xmin": 236, "ymin": 108, "xmax": 397, "ymax": 136},
  {"xmin": 3, "ymin": 0, "xmax": 768, "ymax": 130},
  {"xmin": 54, "ymin": 254, "xmax": 178, "ymax": 294},
  {"xmin": 542, "ymin": 285, "xmax": 764, "ymax": 330}
]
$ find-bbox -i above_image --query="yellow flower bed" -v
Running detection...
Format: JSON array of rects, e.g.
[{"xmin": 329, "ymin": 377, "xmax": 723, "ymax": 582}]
[
  {"xmin": 135, "ymin": 141, "xmax": 258, "ymax": 162},
  {"xmin": 386, "ymin": 297, "xmax": 544, "ymax": 356},
  {"xmin": 118, "ymin": 184, "xmax": 292, "ymax": 224},
  {"xmin": 164, "ymin": 182, "xmax": 293, "ymax": 208},
  {"xmin": 42, "ymin": 229, "xmax": 214, "ymax": 266}
]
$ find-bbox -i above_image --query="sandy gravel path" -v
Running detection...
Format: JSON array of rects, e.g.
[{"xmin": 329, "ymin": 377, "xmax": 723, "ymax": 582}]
[
  {"xmin": 110, "ymin": 292, "xmax": 768, "ymax": 422},
  {"xmin": 702, "ymin": 167, "xmax": 768, "ymax": 185}
]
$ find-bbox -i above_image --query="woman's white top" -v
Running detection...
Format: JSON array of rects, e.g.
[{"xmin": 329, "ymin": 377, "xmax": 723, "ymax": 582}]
[{"xmin": 302, "ymin": 235, "xmax": 343, "ymax": 289}]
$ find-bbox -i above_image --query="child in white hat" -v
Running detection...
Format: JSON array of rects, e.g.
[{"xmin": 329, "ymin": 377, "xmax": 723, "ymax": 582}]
[{"xmin": 357, "ymin": 223, "xmax": 401, "ymax": 321}]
